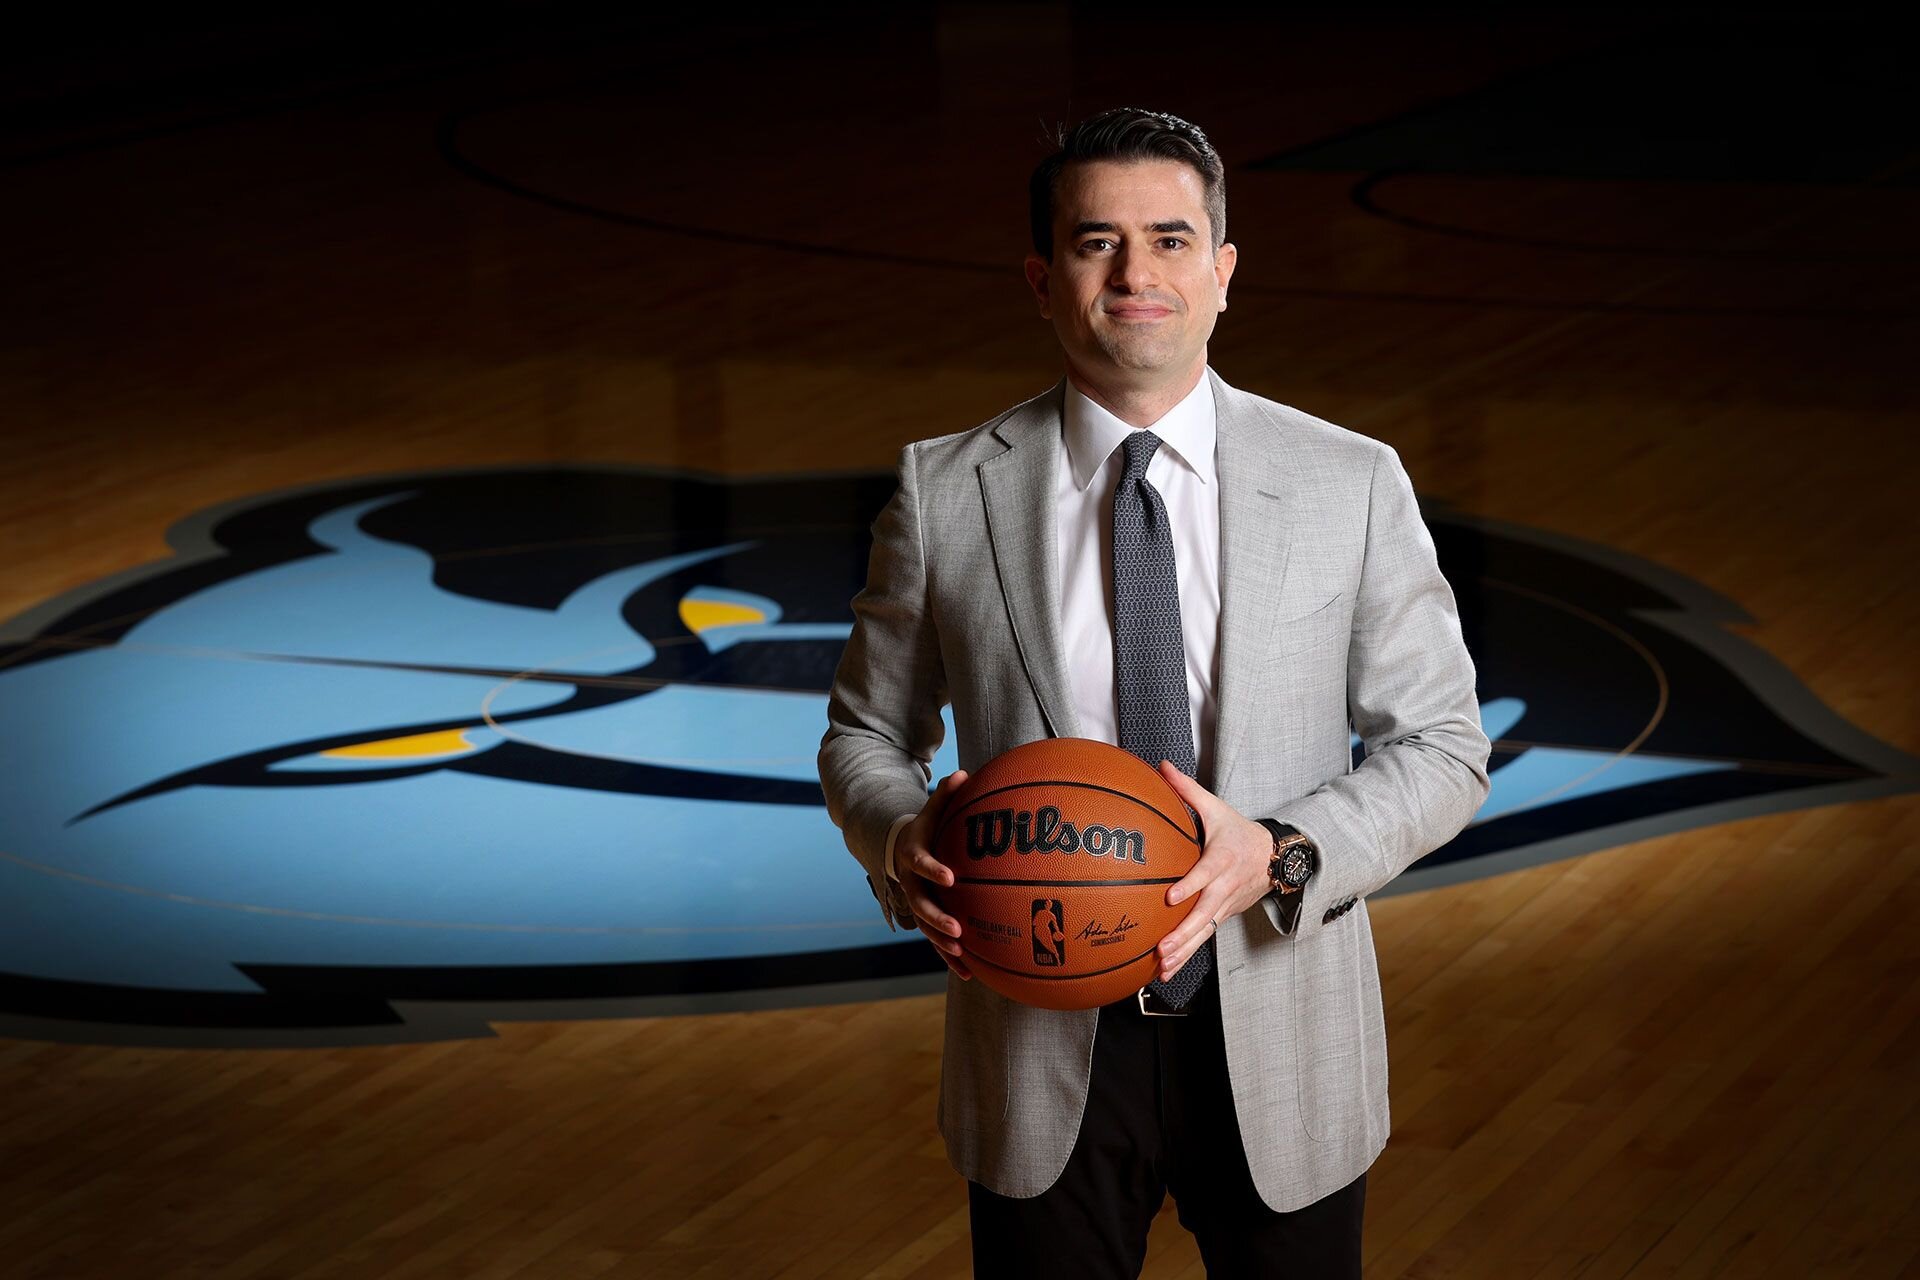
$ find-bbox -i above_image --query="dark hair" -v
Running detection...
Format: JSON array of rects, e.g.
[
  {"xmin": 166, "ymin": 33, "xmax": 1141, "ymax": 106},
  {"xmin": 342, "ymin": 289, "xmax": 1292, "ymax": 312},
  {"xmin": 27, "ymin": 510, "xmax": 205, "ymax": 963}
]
[{"xmin": 1028, "ymin": 106, "xmax": 1226, "ymax": 262}]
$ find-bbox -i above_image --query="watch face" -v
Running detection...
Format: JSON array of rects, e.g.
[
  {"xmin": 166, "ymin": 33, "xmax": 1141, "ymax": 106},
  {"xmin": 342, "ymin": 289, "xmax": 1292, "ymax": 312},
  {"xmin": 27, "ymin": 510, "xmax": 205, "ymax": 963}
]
[{"xmin": 1281, "ymin": 844, "xmax": 1313, "ymax": 886}]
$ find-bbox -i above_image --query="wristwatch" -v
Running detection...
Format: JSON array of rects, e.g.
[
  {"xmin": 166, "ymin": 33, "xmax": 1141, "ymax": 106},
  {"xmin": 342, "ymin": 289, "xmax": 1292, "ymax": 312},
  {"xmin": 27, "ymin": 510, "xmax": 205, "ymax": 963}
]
[{"xmin": 1256, "ymin": 818, "xmax": 1317, "ymax": 934}]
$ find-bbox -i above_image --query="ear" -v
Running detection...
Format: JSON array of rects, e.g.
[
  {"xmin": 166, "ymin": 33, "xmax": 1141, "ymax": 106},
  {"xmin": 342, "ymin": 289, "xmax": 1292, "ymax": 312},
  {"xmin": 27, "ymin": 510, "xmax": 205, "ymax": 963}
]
[
  {"xmin": 1023, "ymin": 253, "xmax": 1053, "ymax": 318},
  {"xmin": 1214, "ymin": 241, "xmax": 1237, "ymax": 307}
]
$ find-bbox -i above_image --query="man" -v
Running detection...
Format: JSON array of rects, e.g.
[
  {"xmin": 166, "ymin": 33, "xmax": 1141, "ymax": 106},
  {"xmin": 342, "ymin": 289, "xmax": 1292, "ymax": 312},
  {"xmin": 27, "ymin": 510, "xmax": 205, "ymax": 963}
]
[{"xmin": 818, "ymin": 106, "xmax": 1490, "ymax": 1277}]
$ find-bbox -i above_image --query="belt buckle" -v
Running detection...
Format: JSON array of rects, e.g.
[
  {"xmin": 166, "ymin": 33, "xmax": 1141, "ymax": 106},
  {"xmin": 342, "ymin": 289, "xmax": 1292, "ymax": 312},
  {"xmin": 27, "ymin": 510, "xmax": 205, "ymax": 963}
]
[{"xmin": 1136, "ymin": 986, "xmax": 1189, "ymax": 1017}]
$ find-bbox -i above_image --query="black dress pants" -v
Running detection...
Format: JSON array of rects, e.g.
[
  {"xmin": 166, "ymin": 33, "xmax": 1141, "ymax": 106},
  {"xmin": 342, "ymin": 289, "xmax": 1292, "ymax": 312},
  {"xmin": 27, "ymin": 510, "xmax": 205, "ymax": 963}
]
[{"xmin": 966, "ymin": 966, "xmax": 1366, "ymax": 1278}]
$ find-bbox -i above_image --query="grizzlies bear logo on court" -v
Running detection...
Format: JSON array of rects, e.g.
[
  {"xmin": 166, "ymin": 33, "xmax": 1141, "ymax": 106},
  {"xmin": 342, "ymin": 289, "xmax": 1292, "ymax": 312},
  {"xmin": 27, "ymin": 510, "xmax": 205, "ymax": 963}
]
[{"xmin": 0, "ymin": 464, "xmax": 1911, "ymax": 1045}]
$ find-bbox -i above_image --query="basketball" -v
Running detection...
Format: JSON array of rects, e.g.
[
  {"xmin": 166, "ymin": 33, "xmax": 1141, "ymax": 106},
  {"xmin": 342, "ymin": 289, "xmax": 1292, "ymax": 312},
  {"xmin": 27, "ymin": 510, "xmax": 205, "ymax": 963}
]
[{"xmin": 930, "ymin": 737, "xmax": 1207, "ymax": 1010}]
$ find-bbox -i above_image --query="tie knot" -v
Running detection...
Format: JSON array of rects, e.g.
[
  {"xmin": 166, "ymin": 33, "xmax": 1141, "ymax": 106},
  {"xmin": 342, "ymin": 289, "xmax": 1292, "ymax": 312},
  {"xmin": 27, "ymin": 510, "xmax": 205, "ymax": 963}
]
[{"xmin": 1120, "ymin": 430, "xmax": 1162, "ymax": 482}]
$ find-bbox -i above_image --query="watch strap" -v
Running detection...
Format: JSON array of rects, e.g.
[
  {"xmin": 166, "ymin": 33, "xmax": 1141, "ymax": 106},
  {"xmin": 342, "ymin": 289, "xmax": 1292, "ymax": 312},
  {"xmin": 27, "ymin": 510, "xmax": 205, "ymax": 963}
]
[
  {"xmin": 1257, "ymin": 818, "xmax": 1315, "ymax": 936},
  {"xmin": 1270, "ymin": 885, "xmax": 1306, "ymax": 934}
]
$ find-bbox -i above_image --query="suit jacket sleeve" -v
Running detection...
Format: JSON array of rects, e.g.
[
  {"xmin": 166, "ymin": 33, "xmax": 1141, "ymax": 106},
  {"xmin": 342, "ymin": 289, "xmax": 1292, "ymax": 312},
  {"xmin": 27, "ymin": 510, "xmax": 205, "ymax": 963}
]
[
  {"xmin": 817, "ymin": 442, "xmax": 949, "ymax": 933},
  {"xmin": 1261, "ymin": 443, "xmax": 1492, "ymax": 940}
]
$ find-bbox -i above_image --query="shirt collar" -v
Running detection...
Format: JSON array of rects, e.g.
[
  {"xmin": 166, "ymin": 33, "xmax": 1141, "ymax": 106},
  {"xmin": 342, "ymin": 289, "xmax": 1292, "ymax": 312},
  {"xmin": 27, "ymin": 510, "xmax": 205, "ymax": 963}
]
[{"xmin": 1063, "ymin": 368, "xmax": 1217, "ymax": 492}]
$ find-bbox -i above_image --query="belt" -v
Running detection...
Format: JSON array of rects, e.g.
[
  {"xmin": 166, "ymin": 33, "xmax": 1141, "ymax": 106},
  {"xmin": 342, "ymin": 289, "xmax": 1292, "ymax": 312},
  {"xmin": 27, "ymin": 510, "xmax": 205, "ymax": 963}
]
[{"xmin": 1135, "ymin": 985, "xmax": 1191, "ymax": 1017}]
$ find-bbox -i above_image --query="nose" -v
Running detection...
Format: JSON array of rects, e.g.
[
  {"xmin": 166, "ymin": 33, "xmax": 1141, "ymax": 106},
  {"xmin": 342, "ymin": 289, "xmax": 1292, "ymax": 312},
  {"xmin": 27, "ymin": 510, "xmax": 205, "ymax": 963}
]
[{"xmin": 1108, "ymin": 243, "xmax": 1160, "ymax": 292}]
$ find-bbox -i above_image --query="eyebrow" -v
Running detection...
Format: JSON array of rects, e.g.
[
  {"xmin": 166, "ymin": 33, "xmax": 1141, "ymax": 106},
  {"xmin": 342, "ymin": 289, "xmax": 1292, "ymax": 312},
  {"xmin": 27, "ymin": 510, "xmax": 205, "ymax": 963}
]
[{"xmin": 1071, "ymin": 219, "xmax": 1198, "ymax": 238}]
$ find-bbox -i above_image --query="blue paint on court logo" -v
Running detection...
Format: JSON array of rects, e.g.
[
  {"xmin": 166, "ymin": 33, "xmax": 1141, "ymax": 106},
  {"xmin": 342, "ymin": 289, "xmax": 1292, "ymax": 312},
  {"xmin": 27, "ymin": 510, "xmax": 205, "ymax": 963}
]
[{"xmin": 0, "ymin": 466, "xmax": 1911, "ymax": 1045}]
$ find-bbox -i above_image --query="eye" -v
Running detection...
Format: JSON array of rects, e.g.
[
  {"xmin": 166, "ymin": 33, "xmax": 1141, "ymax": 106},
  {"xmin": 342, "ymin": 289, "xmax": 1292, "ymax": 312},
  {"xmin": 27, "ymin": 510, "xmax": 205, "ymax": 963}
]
[
  {"xmin": 1160, "ymin": 237, "xmax": 1187, "ymax": 250},
  {"xmin": 1079, "ymin": 238, "xmax": 1113, "ymax": 252}
]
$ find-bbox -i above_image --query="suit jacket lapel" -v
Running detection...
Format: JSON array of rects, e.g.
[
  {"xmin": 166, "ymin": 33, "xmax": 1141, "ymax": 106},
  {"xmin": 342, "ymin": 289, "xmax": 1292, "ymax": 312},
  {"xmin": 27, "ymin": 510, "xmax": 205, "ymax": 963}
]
[
  {"xmin": 975, "ymin": 366, "xmax": 1308, "ymax": 794},
  {"xmin": 979, "ymin": 376, "xmax": 1082, "ymax": 742},
  {"xmin": 1208, "ymin": 366, "xmax": 1303, "ymax": 797}
]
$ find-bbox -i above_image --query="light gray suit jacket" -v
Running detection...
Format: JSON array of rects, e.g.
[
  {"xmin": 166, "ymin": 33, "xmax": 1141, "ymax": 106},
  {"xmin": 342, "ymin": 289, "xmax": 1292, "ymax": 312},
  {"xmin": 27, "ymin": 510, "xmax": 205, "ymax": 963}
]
[{"xmin": 817, "ymin": 365, "xmax": 1491, "ymax": 1212}]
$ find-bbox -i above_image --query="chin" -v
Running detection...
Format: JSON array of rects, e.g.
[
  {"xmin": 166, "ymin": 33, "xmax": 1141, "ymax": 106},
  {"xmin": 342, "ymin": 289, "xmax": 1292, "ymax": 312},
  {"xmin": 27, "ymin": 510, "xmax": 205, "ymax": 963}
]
[{"xmin": 1095, "ymin": 342, "xmax": 1179, "ymax": 372}]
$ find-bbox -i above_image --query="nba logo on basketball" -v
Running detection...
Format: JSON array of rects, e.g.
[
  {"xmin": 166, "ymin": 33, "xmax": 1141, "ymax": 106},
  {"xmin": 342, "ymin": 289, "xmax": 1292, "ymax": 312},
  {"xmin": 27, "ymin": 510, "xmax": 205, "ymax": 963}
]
[{"xmin": 1031, "ymin": 899, "xmax": 1066, "ymax": 967}]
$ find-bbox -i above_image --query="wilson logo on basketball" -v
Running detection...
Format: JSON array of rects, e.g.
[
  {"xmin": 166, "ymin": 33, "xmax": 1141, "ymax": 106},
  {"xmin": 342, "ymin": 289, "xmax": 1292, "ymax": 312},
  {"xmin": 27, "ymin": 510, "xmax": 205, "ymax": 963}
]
[{"xmin": 965, "ymin": 805, "xmax": 1149, "ymax": 863}]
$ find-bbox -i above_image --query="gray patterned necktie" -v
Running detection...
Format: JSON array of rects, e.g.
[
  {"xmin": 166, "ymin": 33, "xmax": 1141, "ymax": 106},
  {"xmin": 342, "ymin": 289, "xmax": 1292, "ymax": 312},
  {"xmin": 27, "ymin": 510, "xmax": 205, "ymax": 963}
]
[{"xmin": 1113, "ymin": 429, "xmax": 1211, "ymax": 1009}]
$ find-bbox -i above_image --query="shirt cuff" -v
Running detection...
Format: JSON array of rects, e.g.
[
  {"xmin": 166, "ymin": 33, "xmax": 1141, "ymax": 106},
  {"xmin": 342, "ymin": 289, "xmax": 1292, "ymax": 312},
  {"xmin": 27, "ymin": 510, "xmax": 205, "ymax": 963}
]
[{"xmin": 882, "ymin": 812, "xmax": 916, "ymax": 883}]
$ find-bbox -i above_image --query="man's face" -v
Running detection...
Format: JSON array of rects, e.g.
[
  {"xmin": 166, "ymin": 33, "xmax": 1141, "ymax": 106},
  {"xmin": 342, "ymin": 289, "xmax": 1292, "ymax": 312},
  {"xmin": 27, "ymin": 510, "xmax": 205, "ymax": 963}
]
[{"xmin": 1024, "ymin": 158, "xmax": 1236, "ymax": 385}]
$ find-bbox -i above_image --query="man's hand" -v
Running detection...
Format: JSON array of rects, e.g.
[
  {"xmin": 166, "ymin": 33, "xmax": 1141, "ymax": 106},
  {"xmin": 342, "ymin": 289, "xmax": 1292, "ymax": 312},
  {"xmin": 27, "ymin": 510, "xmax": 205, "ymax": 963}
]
[
  {"xmin": 895, "ymin": 768, "xmax": 973, "ymax": 980},
  {"xmin": 1153, "ymin": 759, "xmax": 1273, "ymax": 982}
]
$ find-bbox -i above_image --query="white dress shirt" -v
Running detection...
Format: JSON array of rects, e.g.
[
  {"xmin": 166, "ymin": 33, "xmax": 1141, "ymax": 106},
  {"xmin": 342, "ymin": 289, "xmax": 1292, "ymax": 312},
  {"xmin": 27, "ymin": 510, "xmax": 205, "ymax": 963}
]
[{"xmin": 885, "ymin": 368, "xmax": 1221, "ymax": 885}]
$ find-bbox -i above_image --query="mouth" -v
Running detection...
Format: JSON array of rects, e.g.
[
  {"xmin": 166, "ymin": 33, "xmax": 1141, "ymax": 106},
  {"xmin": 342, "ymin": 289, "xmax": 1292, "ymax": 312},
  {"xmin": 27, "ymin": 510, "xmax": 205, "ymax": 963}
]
[{"xmin": 1108, "ymin": 307, "xmax": 1172, "ymax": 321}]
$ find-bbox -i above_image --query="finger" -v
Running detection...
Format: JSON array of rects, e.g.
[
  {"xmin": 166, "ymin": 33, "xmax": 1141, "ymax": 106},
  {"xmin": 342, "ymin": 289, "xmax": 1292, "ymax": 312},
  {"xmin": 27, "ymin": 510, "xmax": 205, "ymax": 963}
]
[
  {"xmin": 1159, "ymin": 909, "xmax": 1219, "ymax": 964},
  {"xmin": 1159, "ymin": 929, "xmax": 1186, "ymax": 968},
  {"xmin": 910, "ymin": 773, "xmax": 969, "ymax": 893},
  {"xmin": 1156, "ymin": 760, "xmax": 1210, "ymax": 851},
  {"xmin": 901, "ymin": 771, "xmax": 971, "ymax": 867},
  {"xmin": 913, "ymin": 850, "xmax": 956, "ymax": 889},
  {"xmin": 919, "ymin": 919, "xmax": 964, "ymax": 957},
  {"xmin": 1158, "ymin": 758, "xmax": 1200, "ymax": 804},
  {"xmin": 1168, "ymin": 863, "xmax": 1213, "ymax": 906},
  {"xmin": 1158, "ymin": 917, "xmax": 1216, "ymax": 979},
  {"xmin": 931, "ymin": 768, "xmax": 970, "ymax": 810},
  {"xmin": 909, "ymin": 889, "xmax": 963, "ymax": 938},
  {"xmin": 921, "ymin": 920, "xmax": 973, "ymax": 979}
]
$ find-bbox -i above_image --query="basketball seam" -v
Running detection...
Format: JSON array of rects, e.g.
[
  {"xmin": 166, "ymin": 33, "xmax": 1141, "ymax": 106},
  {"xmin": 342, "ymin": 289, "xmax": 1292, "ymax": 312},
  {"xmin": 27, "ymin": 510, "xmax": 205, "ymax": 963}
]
[
  {"xmin": 952, "ymin": 876, "xmax": 1181, "ymax": 887},
  {"xmin": 960, "ymin": 941, "xmax": 1159, "ymax": 982}
]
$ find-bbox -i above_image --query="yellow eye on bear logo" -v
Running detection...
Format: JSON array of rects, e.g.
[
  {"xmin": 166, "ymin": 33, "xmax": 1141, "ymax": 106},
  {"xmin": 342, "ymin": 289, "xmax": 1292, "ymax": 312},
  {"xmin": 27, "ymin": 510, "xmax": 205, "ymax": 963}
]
[{"xmin": 322, "ymin": 728, "xmax": 489, "ymax": 762}]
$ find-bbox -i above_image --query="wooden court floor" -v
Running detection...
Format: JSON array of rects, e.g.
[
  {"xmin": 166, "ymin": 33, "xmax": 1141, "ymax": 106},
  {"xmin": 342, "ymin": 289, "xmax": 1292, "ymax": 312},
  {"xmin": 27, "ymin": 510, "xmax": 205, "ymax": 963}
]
[{"xmin": 2, "ymin": 10, "xmax": 1915, "ymax": 1278}]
